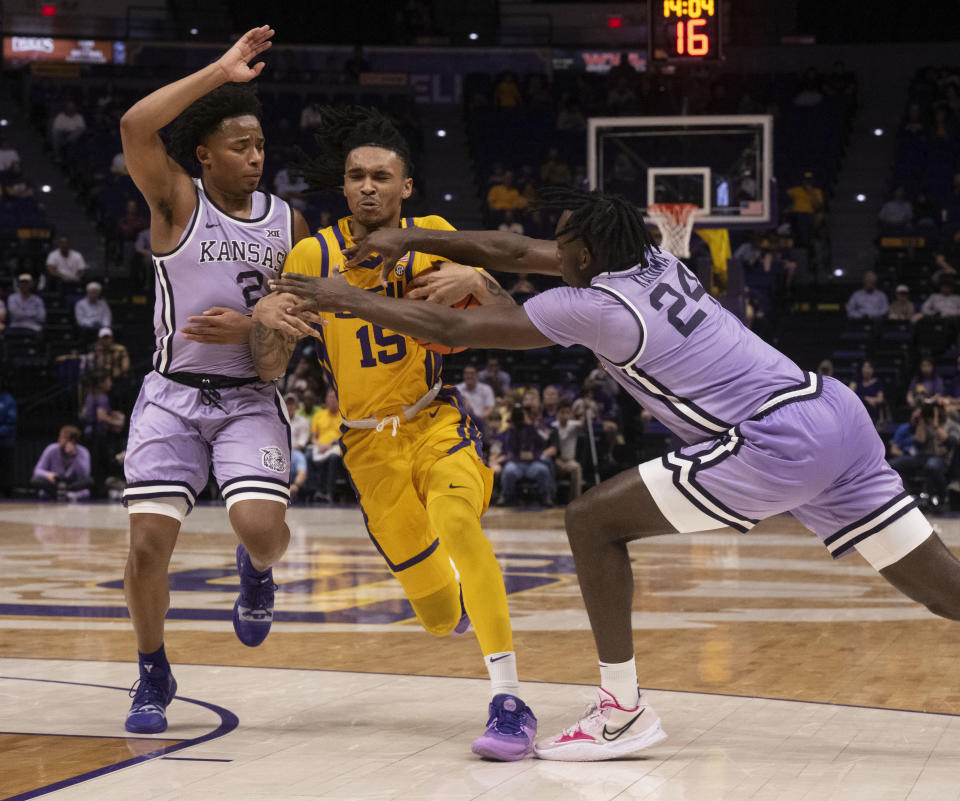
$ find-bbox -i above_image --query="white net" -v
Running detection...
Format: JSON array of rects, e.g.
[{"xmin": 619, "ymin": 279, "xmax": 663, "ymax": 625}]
[{"xmin": 646, "ymin": 203, "xmax": 699, "ymax": 259}]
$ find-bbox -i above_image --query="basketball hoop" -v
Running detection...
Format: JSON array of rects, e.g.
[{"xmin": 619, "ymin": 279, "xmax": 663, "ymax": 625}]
[{"xmin": 647, "ymin": 203, "xmax": 699, "ymax": 259}]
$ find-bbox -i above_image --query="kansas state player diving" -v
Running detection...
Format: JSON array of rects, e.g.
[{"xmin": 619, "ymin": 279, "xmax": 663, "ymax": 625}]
[
  {"xmin": 119, "ymin": 25, "xmax": 310, "ymax": 734},
  {"xmin": 271, "ymin": 186, "xmax": 960, "ymax": 761}
]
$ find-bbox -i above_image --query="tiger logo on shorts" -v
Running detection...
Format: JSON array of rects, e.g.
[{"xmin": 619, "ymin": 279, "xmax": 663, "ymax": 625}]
[{"xmin": 260, "ymin": 446, "xmax": 287, "ymax": 474}]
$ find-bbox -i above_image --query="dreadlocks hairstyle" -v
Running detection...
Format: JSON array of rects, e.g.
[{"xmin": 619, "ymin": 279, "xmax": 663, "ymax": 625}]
[
  {"xmin": 294, "ymin": 106, "xmax": 414, "ymax": 193},
  {"xmin": 167, "ymin": 83, "xmax": 262, "ymax": 170},
  {"xmin": 537, "ymin": 186, "xmax": 659, "ymax": 273}
]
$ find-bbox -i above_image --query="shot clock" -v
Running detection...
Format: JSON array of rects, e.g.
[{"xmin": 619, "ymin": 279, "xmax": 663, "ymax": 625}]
[{"xmin": 649, "ymin": 0, "xmax": 722, "ymax": 62}]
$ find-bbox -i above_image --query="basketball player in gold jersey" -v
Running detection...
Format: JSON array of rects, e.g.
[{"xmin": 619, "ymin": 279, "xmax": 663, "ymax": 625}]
[{"xmin": 250, "ymin": 107, "xmax": 537, "ymax": 760}]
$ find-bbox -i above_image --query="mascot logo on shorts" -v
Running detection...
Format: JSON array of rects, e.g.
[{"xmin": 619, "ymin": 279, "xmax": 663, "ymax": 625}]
[{"xmin": 260, "ymin": 446, "xmax": 287, "ymax": 474}]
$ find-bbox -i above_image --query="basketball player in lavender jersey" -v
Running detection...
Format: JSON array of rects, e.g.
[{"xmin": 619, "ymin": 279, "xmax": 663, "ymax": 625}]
[
  {"xmin": 274, "ymin": 186, "xmax": 960, "ymax": 761},
  {"xmin": 118, "ymin": 25, "xmax": 310, "ymax": 734}
]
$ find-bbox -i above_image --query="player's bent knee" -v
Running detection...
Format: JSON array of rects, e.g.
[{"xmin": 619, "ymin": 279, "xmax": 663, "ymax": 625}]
[{"xmin": 408, "ymin": 581, "xmax": 461, "ymax": 637}]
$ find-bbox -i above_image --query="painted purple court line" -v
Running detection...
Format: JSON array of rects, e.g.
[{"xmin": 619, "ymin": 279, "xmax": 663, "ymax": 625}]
[
  {"xmin": 161, "ymin": 757, "xmax": 233, "ymax": 762},
  {"xmin": 0, "ymin": 675, "xmax": 238, "ymax": 801}
]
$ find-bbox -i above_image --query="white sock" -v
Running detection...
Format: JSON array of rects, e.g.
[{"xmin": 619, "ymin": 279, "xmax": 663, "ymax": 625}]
[
  {"xmin": 599, "ymin": 657, "xmax": 639, "ymax": 708},
  {"xmin": 484, "ymin": 651, "xmax": 520, "ymax": 698}
]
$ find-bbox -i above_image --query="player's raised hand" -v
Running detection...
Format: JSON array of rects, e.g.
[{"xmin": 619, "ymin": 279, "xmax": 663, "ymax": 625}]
[
  {"xmin": 216, "ymin": 25, "xmax": 274, "ymax": 83},
  {"xmin": 342, "ymin": 227, "xmax": 414, "ymax": 286}
]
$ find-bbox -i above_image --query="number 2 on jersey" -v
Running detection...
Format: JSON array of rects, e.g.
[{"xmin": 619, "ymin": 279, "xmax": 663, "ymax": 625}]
[
  {"xmin": 356, "ymin": 324, "xmax": 407, "ymax": 367},
  {"xmin": 649, "ymin": 263, "xmax": 707, "ymax": 338}
]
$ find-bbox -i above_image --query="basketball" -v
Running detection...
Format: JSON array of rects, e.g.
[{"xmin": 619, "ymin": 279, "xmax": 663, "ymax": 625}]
[{"xmin": 416, "ymin": 292, "xmax": 481, "ymax": 354}]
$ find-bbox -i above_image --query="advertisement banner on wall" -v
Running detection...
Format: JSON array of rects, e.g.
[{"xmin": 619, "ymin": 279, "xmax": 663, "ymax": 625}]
[{"xmin": 2, "ymin": 37, "xmax": 123, "ymax": 67}]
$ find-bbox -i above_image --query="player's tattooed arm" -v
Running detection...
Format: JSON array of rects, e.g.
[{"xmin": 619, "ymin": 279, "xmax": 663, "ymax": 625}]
[
  {"xmin": 250, "ymin": 291, "xmax": 321, "ymax": 381},
  {"xmin": 250, "ymin": 321, "xmax": 297, "ymax": 381}
]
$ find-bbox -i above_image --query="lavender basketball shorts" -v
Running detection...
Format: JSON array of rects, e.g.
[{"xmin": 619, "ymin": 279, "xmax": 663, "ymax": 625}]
[
  {"xmin": 123, "ymin": 371, "xmax": 291, "ymax": 513},
  {"xmin": 640, "ymin": 374, "xmax": 932, "ymax": 569}
]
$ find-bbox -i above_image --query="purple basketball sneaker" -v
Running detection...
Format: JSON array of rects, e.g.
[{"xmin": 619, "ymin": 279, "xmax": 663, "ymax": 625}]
[
  {"xmin": 471, "ymin": 694, "xmax": 537, "ymax": 761},
  {"xmin": 233, "ymin": 545, "xmax": 277, "ymax": 647},
  {"xmin": 125, "ymin": 671, "xmax": 177, "ymax": 734}
]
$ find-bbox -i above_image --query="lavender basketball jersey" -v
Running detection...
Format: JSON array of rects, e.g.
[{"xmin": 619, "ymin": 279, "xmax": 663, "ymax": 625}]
[
  {"xmin": 524, "ymin": 251, "xmax": 805, "ymax": 443},
  {"xmin": 151, "ymin": 179, "xmax": 294, "ymax": 377}
]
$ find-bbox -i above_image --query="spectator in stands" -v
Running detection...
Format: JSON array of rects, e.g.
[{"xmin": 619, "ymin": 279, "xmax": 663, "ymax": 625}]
[
  {"xmin": 888, "ymin": 284, "xmax": 917, "ymax": 322},
  {"xmin": 493, "ymin": 72, "xmax": 522, "ymax": 108},
  {"xmin": 793, "ymin": 68, "xmax": 824, "ymax": 107},
  {"xmin": 478, "ymin": 356, "xmax": 511, "ymax": 397},
  {"xmin": 920, "ymin": 275, "xmax": 960, "ymax": 319},
  {"xmin": 907, "ymin": 358, "xmax": 946, "ymax": 407},
  {"xmin": 132, "ymin": 226, "xmax": 152, "ymax": 289},
  {"xmin": 30, "ymin": 425, "xmax": 93, "ymax": 501},
  {"xmin": 279, "ymin": 355, "xmax": 316, "ymax": 397},
  {"xmin": 556, "ymin": 95, "xmax": 586, "ymax": 132},
  {"xmin": 110, "ymin": 151, "xmax": 128, "ymax": 176},
  {"xmin": 6, "ymin": 274, "xmax": 45, "ymax": 338},
  {"xmin": 273, "ymin": 166, "xmax": 308, "ymax": 211},
  {"xmin": 84, "ymin": 327, "xmax": 130, "ymax": 381},
  {"xmin": 539, "ymin": 147, "xmax": 571, "ymax": 187},
  {"xmin": 786, "ymin": 171, "xmax": 825, "ymax": 247},
  {"xmin": 0, "ymin": 375, "xmax": 15, "ymax": 497},
  {"xmin": 497, "ymin": 209, "xmax": 524, "ymax": 235},
  {"xmin": 310, "ymin": 388, "xmax": 342, "ymax": 503},
  {"xmin": 889, "ymin": 400, "xmax": 959, "ymax": 513},
  {"xmin": 517, "ymin": 164, "xmax": 538, "ymax": 205},
  {"xmin": 525, "ymin": 208, "xmax": 553, "ymax": 239},
  {"xmin": 0, "ymin": 136, "xmax": 20, "ymax": 172},
  {"xmin": 525, "ymin": 74, "xmax": 553, "ymax": 108},
  {"xmin": 2, "ymin": 162, "xmax": 36, "ymax": 200},
  {"xmin": 550, "ymin": 400, "xmax": 583, "ymax": 500},
  {"xmin": 508, "ymin": 273, "xmax": 537, "ymax": 300},
  {"xmin": 81, "ymin": 373, "xmax": 125, "ymax": 438},
  {"xmin": 572, "ymin": 164, "xmax": 589, "ymax": 192},
  {"xmin": 878, "ymin": 186, "xmax": 914, "ymax": 230},
  {"xmin": 887, "ymin": 417, "xmax": 914, "ymax": 460},
  {"xmin": 344, "ymin": 45, "xmax": 371, "ymax": 83},
  {"xmin": 283, "ymin": 392, "xmax": 310, "ymax": 503},
  {"xmin": 849, "ymin": 360, "xmax": 886, "ymax": 423},
  {"xmin": 50, "ymin": 100, "xmax": 87, "ymax": 161},
  {"xmin": 456, "ymin": 364, "xmax": 495, "ymax": 421},
  {"xmin": 931, "ymin": 252, "xmax": 958, "ymax": 287},
  {"xmin": 74, "ymin": 281, "xmax": 112, "ymax": 343},
  {"xmin": 499, "ymin": 403, "xmax": 556, "ymax": 506},
  {"xmin": 46, "ymin": 236, "xmax": 87, "ymax": 291},
  {"xmin": 486, "ymin": 162, "xmax": 506, "ymax": 188},
  {"xmin": 486, "ymin": 171, "xmax": 527, "ymax": 213},
  {"xmin": 610, "ymin": 52, "xmax": 638, "ymax": 85},
  {"xmin": 606, "ymin": 78, "xmax": 637, "ymax": 114},
  {"xmin": 901, "ymin": 102, "xmax": 925, "ymax": 136},
  {"xmin": 943, "ymin": 172, "xmax": 960, "ymax": 227},
  {"xmin": 542, "ymin": 385, "xmax": 561, "ymax": 426},
  {"xmin": 300, "ymin": 98, "xmax": 324, "ymax": 130},
  {"xmin": 817, "ymin": 359, "xmax": 835, "ymax": 377},
  {"xmin": 285, "ymin": 391, "xmax": 311, "ymax": 456},
  {"xmin": 914, "ymin": 192, "xmax": 938, "ymax": 228},
  {"xmin": 846, "ymin": 271, "xmax": 889, "ymax": 319},
  {"xmin": 298, "ymin": 388, "xmax": 320, "ymax": 431},
  {"xmin": 117, "ymin": 200, "xmax": 147, "ymax": 243},
  {"xmin": 733, "ymin": 233, "xmax": 764, "ymax": 268}
]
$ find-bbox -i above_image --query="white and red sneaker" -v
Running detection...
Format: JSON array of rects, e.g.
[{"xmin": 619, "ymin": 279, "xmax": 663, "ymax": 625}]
[{"xmin": 534, "ymin": 687, "xmax": 666, "ymax": 761}]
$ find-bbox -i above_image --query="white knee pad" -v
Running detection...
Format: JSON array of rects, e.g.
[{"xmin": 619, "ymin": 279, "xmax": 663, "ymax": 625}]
[{"xmin": 127, "ymin": 497, "xmax": 189, "ymax": 522}]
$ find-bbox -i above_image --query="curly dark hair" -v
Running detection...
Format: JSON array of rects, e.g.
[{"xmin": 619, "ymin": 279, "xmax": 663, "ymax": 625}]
[
  {"xmin": 166, "ymin": 83, "xmax": 262, "ymax": 170},
  {"xmin": 294, "ymin": 105, "xmax": 414, "ymax": 194},
  {"xmin": 536, "ymin": 186, "xmax": 659, "ymax": 273}
]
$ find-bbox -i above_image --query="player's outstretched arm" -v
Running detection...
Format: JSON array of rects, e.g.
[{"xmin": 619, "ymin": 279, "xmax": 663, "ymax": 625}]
[
  {"xmin": 342, "ymin": 228, "xmax": 560, "ymax": 286},
  {"xmin": 273, "ymin": 273, "xmax": 554, "ymax": 351},
  {"xmin": 120, "ymin": 25, "xmax": 274, "ymax": 221}
]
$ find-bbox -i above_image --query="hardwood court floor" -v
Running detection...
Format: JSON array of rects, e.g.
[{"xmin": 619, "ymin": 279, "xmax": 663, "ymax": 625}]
[{"xmin": 2, "ymin": 501, "xmax": 960, "ymax": 800}]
